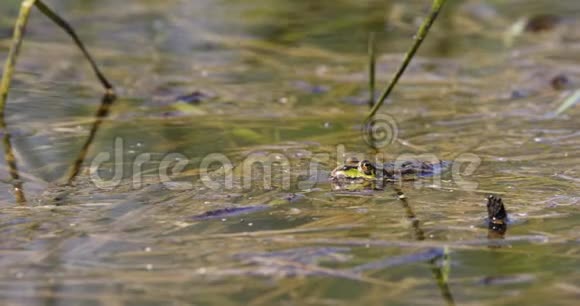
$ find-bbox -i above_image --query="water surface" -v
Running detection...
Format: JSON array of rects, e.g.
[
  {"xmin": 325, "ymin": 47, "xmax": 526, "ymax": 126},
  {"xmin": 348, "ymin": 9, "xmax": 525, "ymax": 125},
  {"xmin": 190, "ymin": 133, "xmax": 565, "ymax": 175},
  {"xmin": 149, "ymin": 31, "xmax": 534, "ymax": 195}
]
[{"xmin": 0, "ymin": 0, "xmax": 579, "ymax": 305}]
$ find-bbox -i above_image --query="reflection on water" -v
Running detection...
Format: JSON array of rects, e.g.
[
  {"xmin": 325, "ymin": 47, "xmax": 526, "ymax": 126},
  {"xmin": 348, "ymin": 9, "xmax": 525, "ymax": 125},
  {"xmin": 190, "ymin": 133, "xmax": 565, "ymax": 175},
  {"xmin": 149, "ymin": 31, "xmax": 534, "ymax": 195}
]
[
  {"xmin": 0, "ymin": 107, "xmax": 25, "ymax": 203},
  {"xmin": 0, "ymin": 0, "xmax": 580, "ymax": 305},
  {"xmin": 65, "ymin": 92, "xmax": 116, "ymax": 184}
]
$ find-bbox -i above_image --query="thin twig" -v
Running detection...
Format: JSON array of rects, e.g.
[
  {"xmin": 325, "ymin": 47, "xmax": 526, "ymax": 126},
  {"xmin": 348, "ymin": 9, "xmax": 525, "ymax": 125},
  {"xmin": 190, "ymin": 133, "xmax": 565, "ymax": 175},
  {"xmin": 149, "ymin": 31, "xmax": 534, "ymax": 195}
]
[
  {"xmin": 34, "ymin": 0, "xmax": 114, "ymax": 93},
  {"xmin": 366, "ymin": 0, "xmax": 446, "ymax": 121},
  {"xmin": 65, "ymin": 93, "xmax": 116, "ymax": 184},
  {"xmin": 0, "ymin": 0, "xmax": 36, "ymax": 118},
  {"xmin": 0, "ymin": 119, "xmax": 27, "ymax": 204},
  {"xmin": 368, "ymin": 32, "xmax": 376, "ymax": 108},
  {"xmin": 0, "ymin": 1, "xmax": 115, "ymax": 118},
  {"xmin": 0, "ymin": 0, "xmax": 37, "ymax": 203}
]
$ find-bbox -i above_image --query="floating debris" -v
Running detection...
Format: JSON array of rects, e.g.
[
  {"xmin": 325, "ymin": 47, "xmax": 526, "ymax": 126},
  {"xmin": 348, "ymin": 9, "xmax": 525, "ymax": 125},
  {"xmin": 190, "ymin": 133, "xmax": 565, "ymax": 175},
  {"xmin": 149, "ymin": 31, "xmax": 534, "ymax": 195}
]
[
  {"xmin": 504, "ymin": 14, "xmax": 563, "ymax": 45},
  {"xmin": 550, "ymin": 74, "xmax": 572, "ymax": 91},
  {"xmin": 176, "ymin": 90, "xmax": 213, "ymax": 105},
  {"xmin": 487, "ymin": 195, "xmax": 508, "ymax": 238},
  {"xmin": 479, "ymin": 274, "xmax": 536, "ymax": 286},
  {"xmin": 555, "ymin": 89, "xmax": 580, "ymax": 115},
  {"xmin": 524, "ymin": 14, "xmax": 562, "ymax": 32},
  {"xmin": 191, "ymin": 205, "xmax": 269, "ymax": 221}
]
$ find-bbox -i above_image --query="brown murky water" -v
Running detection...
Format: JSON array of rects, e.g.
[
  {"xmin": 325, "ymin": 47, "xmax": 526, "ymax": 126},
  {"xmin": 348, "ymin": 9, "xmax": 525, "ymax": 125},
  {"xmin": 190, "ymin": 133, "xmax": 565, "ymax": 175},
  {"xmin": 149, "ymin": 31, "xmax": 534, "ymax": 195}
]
[{"xmin": 0, "ymin": 0, "xmax": 579, "ymax": 305}]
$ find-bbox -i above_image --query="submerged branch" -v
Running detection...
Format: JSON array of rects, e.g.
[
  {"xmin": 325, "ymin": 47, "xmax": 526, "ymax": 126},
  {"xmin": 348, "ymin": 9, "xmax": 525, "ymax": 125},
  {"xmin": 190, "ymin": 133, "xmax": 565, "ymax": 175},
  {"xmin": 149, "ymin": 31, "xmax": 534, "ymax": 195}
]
[
  {"xmin": 0, "ymin": 119, "xmax": 27, "ymax": 204},
  {"xmin": 66, "ymin": 93, "xmax": 116, "ymax": 184}
]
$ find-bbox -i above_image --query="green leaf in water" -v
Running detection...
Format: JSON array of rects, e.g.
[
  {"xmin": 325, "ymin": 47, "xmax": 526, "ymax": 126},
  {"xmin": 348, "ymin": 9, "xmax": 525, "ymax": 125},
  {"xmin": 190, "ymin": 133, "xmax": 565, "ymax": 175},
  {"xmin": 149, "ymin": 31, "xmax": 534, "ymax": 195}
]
[
  {"xmin": 172, "ymin": 101, "xmax": 207, "ymax": 115},
  {"xmin": 441, "ymin": 245, "xmax": 451, "ymax": 284},
  {"xmin": 555, "ymin": 89, "xmax": 580, "ymax": 115}
]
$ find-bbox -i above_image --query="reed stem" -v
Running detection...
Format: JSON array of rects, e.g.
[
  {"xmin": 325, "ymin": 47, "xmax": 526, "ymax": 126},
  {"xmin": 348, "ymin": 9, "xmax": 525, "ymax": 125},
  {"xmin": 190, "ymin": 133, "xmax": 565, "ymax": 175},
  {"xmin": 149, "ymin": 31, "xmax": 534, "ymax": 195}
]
[{"xmin": 366, "ymin": 0, "xmax": 446, "ymax": 121}]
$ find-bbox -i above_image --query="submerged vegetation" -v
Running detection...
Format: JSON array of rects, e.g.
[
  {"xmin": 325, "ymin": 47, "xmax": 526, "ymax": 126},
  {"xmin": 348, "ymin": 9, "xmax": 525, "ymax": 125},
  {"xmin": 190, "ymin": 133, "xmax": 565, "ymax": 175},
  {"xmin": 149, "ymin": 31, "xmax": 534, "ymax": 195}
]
[
  {"xmin": 0, "ymin": 0, "xmax": 115, "ymax": 203},
  {"xmin": 0, "ymin": 0, "xmax": 113, "ymax": 115}
]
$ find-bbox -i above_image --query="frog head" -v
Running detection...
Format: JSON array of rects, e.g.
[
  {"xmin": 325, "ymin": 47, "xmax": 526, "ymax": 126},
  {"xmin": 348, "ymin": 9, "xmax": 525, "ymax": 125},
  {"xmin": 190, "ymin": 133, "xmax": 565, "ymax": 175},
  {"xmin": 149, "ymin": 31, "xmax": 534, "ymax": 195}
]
[{"xmin": 330, "ymin": 158, "xmax": 377, "ymax": 180}]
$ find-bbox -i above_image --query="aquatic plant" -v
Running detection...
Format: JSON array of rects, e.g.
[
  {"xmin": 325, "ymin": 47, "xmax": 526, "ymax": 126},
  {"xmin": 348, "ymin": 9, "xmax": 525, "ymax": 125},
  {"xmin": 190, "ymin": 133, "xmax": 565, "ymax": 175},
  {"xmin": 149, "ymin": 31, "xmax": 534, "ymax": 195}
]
[
  {"xmin": 0, "ymin": 0, "xmax": 113, "ymax": 117},
  {"xmin": 366, "ymin": 0, "xmax": 447, "ymax": 120}
]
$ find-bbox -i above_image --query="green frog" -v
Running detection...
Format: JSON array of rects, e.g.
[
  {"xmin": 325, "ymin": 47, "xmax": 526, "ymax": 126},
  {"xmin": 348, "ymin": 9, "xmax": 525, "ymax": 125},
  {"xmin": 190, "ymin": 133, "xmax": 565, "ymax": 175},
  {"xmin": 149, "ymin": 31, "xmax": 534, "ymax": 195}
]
[{"xmin": 330, "ymin": 157, "xmax": 450, "ymax": 182}]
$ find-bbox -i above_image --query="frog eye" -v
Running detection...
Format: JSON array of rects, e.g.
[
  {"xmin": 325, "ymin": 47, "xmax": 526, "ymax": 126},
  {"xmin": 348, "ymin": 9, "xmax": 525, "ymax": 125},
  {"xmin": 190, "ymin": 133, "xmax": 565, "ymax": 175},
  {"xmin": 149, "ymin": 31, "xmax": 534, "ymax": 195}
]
[{"xmin": 358, "ymin": 160, "xmax": 375, "ymax": 175}]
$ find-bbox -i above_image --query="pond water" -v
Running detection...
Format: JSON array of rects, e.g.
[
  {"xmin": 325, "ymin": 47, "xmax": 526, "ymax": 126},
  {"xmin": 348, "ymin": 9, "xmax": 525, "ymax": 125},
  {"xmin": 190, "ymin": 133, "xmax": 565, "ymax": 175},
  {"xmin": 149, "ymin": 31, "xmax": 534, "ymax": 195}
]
[{"xmin": 0, "ymin": 0, "xmax": 579, "ymax": 305}]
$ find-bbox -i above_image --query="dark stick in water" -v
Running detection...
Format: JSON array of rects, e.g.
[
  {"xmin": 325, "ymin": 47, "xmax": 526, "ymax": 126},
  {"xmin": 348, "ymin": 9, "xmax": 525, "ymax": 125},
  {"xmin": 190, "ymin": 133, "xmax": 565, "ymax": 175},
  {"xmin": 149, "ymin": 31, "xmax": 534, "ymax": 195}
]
[
  {"xmin": 0, "ymin": 113, "xmax": 26, "ymax": 204},
  {"xmin": 66, "ymin": 93, "xmax": 116, "ymax": 184},
  {"xmin": 368, "ymin": 32, "xmax": 376, "ymax": 109},
  {"xmin": 395, "ymin": 187, "xmax": 455, "ymax": 306},
  {"xmin": 487, "ymin": 195, "xmax": 508, "ymax": 239},
  {"xmin": 395, "ymin": 189, "xmax": 426, "ymax": 240}
]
